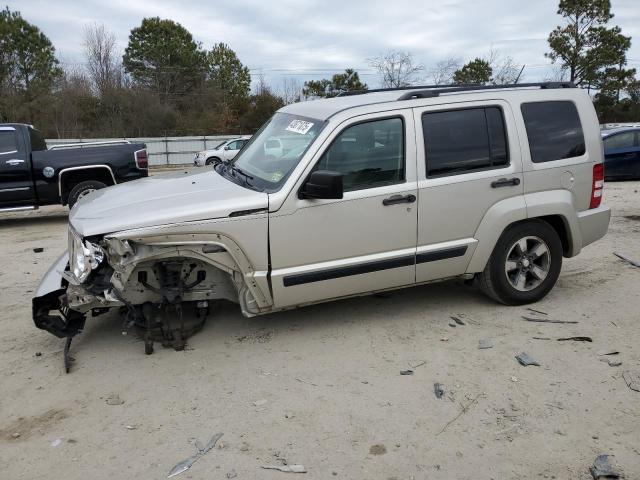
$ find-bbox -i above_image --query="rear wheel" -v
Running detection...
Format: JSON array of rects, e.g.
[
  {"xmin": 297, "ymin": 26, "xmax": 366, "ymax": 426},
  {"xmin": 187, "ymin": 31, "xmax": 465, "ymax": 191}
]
[
  {"xmin": 68, "ymin": 180, "xmax": 107, "ymax": 209},
  {"xmin": 479, "ymin": 220, "xmax": 563, "ymax": 305}
]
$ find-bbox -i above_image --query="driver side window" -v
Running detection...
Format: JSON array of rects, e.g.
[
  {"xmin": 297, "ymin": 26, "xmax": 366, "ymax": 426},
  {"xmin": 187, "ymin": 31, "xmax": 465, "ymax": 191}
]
[{"xmin": 315, "ymin": 117, "xmax": 405, "ymax": 192}]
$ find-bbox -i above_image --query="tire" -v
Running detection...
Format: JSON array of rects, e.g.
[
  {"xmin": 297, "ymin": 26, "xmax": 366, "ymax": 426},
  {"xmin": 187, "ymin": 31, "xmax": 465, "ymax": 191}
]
[
  {"xmin": 478, "ymin": 220, "xmax": 563, "ymax": 305},
  {"xmin": 205, "ymin": 157, "xmax": 221, "ymax": 166},
  {"xmin": 68, "ymin": 180, "xmax": 107, "ymax": 209}
]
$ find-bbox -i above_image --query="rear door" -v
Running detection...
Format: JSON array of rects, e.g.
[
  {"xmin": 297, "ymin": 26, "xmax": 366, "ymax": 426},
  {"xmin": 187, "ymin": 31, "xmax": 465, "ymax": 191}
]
[
  {"xmin": 224, "ymin": 140, "xmax": 242, "ymax": 161},
  {"xmin": 603, "ymin": 131, "xmax": 639, "ymax": 179},
  {"xmin": 413, "ymin": 101, "xmax": 524, "ymax": 282},
  {"xmin": 0, "ymin": 126, "xmax": 35, "ymax": 206}
]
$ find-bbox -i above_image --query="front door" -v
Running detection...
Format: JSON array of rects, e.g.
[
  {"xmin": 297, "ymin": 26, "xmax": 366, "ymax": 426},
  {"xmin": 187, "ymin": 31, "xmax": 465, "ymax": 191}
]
[
  {"xmin": 269, "ymin": 111, "xmax": 418, "ymax": 308},
  {"xmin": 0, "ymin": 126, "xmax": 35, "ymax": 207},
  {"xmin": 412, "ymin": 101, "xmax": 524, "ymax": 282}
]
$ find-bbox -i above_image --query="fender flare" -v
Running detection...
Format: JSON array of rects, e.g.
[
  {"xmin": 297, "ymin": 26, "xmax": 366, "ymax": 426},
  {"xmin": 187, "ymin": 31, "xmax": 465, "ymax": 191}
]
[{"xmin": 58, "ymin": 165, "xmax": 117, "ymax": 197}]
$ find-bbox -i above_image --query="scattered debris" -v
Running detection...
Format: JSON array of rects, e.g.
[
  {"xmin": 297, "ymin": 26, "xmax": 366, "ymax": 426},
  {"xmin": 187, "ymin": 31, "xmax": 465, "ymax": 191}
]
[
  {"xmin": 400, "ymin": 370, "xmax": 413, "ymax": 376},
  {"xmin": 125, "ymin": 425, "xmax": 136, "ymax": 430},
  {"xmin": 600, "ymin": 358, "xmax": 622, "ymax": 367},
  {"xmin": 522, "ymin": 316, "xmax": 578, "ymax": 324},
  {"xmin": 33, "ymin": 247, "xmax": 44, "ymax": 253},
  {"xmin": 253, "ymin": 399, "xmax": 268, "ymax": 407},
  {"xmin": 11, "ymin": 432, "xmax": 20, "ymax": 439},
  {"xmin": 451, "ymin": 316, "xmax": 465, "ymax": 326},
  {"xmin": 622, "ymin": 370, "xmax": 640, "ymax": 392},
  {"xmin": 227, "ymin": 469, "xmax": 237, "ymax": 479},
  {"xmin": 526, "ymin": 308, "xmax": 547, "ymax": 316},
  {"xmin": 589, "ymin": 454, "xmax": 620, "ymax": 479},
  {"xmin": 532, "ymin": 337, "xmax": 551, "ymax": 340},
  {"xmin": 50, "ymin": 438, "xmax": 62, "ymax": 447},
  {"xmin": 511, "ymin": 376, "xmax": 518, "ymax": 382},
  {"xmin": 436, "ymin": 393, "xmax": 484, "ymax": 435},
  {"xmin": 295, "ymin": 377, "xmax": 318, "ymax": 387},
  {"xmin": 434, "ymin": 383, "xmax": 445, "ymax": 399},
  {"xmin": 558, "ymin": 336, "xmax": 593, "ymax": 342},
  {"xmin": 369, "ymin": 444, "xmax": 387, "ymax": 455},
  {"xmin": 440, "ymin": 337, "xmax": 449, "ymax": 342},
  {"xmin": 261, "ymin": 465, "xmax": 307, "ymax": 473},
  {"xmin": 597, "ymin": 350, "xmax": 620, "ymax": 356},
  {"xmin": 613, "ymin": 252, "xmax": 640, "ymax": 268},
  {"xmin": 105, "ymin": 393, "xmax": 125, "ymax": 406},
  {"xmin": 515, "ymin": 352, "xmax": 540, "ymax": 367},
  {"xmin": 167, "ymin": 433, "xmax": 223, "ymax": 478},
  {"xmin": 34, "ymin": 351, "xmax": 42, "ymax": 357},
  {"xmin": 409, "ymin": 360, "xmax": 426, "ymax": 369},
  {"xmin": 478, "ymin": 339, "xmax": 493, "ymax": 349},
  {"xmin": 448, "ymin": 322, "xmax": 457, "ymax": 328}
]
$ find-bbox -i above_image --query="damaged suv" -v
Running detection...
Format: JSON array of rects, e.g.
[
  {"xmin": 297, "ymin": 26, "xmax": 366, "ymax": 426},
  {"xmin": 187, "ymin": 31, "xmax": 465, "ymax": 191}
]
[{"xmin": 33, "ymin": 83, "xmax": 610, "ymax": 368}]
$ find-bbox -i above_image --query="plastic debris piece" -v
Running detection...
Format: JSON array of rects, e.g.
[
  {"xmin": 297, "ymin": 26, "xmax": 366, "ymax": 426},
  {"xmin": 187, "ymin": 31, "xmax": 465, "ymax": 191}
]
[
  {"xmin": 167, "ymin": 433, "xmax": 223, "ymax": 478},
  {"xmin": 261, "ymin": 464, "xmax": 307, "ymax": 473},
  {"xmin": 600, "ymin": 358, "xmax": 622, "ymax": 367},
  {"xmin": 478, "ymin": 339, "xmax": 493, "ymax": 349},
  {"xmin": 253, "ymin": 399, "xmax": 267, "ymax": 407},
  {"xmin": 590, "ymin": 454, "xmax": 620, "ymax": 479},
  {"xmin": 451, "ymin": 316, "xmax": 465, "ymax": 326},
  {"xmin": 33, "ymin": 247, "xmax": 44, "ymax": 253},
  {"xmin": 613, "ymin": 252, "xmax": 640, "ymax": 268},
  {"xmin": 369, "ymin": 444, "xmax": 387, "ymax": 455},
  {"xmin": 521, "ymin": 316, "xmax": 578, "ymax": 324},
  {"xmin": 526, "ymin": 308, "xmax": 547, "ymax": 316},
  {"xmin": 105, "ymin": 393, "xmax": 124, "ymax": 405},
  {"xmin": 434, "ymin": 383, "xmax": 444, "ymax": 399},
  {"xmin": 400, "ymin": 370, "xmax": 413, "ymax": 375},
  {"xmin": 50, "ymin": 438, "xmax": 62, "ymax": 447},
  {"xmin": 557, "ymin": 336, "xmax": 592, "ymax": 342},
  {"xmin": 448, "ymin": 322, "xmax": 457, "ymax": 328},
  {"xmin": 597, "ymin": 350, "xmax": 619, "ymax": 356},
  {"xmin": 515, "ymin": 352, "xmax": 540, "ymax": 366},
  {"xmin": 227, "ymin": 470, "xmax": 237, "ymax": 479},
  {"xmin": 622, "ymin": 370, "xmax": 640, "ymax": 392},
  {"xmin": 511, "ymin": 376, "xmax": 518, "ymax": 382},
  {"xmin": 532, "ymin": 337, "xmax": 551, "ymax": 340},
  {"xmin": 409, "ymin": 360, "xmax": 426, "ymax": 369}
]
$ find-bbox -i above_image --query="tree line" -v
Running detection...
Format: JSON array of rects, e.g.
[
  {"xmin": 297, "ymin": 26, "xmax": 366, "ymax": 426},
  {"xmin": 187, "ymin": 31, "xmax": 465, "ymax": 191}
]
[{"xmin": 0, "ymin": 0, "xmax": 638, "ymax": 139}]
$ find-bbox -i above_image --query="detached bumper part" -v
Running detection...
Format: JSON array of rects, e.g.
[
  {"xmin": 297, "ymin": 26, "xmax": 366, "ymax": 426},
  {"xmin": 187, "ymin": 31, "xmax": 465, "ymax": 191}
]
[{"xmin": 32, "ymin": 252, "xmax": 86, "ymax": 373}]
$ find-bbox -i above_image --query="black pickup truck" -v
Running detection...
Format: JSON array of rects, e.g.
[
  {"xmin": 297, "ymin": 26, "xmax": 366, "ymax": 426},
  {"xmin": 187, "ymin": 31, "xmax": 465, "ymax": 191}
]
[{"xmin": 0, "ymin": 123, "xmax": 148, "ymax": 210}]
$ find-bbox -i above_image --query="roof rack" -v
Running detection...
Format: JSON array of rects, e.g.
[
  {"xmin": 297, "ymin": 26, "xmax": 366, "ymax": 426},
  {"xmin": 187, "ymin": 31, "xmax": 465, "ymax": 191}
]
[
  {"xmin": 337, "ymin": 83, "xmax": 481, "ymax": 97},
  {"xmin": 396, "ymin": 82, "xmax": 576, "ymax": 100}
]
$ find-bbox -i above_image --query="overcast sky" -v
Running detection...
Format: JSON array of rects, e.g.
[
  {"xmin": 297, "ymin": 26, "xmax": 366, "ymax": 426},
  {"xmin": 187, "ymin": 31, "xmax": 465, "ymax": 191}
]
[{"xmin": 7, "ymin": 0, "xmax": 640, "ymax": 89}]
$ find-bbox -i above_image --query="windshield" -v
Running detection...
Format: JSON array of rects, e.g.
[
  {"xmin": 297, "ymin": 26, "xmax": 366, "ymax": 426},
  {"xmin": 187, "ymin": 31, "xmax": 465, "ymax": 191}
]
[{"xmin": 230, "ymin": 112, "xmax": 325, "ymax": 192}]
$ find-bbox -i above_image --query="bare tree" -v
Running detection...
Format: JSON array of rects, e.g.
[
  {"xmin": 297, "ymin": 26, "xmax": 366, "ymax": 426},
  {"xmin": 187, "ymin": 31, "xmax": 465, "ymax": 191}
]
[
  {"xmin": 368, "ymin": 50, "xmax": 424, "ymax": 88},
  {"xmin": 544, "ymin": 64, "xmax": 569, "ymax": 82},
  {"xmin": 486, "ymin": 48, "xmax": 522, "ymax": 85},
  {"xmin": 279, "ymin": 77, "xmax": 304, "ymax": 104},
  {"xmin": 83, "ymin": 23, "xmax": 121, "ymax": 96},
  {"xmin": 429, "ymin": 57, "xmax": 461, "ymax": 85}
]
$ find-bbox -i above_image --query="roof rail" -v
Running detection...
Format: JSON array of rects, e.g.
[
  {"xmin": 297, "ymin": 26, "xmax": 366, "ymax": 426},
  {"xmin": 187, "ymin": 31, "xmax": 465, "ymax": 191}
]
[
  {"xmin": 49, "ymin": 139, "xmax": 131, "ymax": 150},
  {"xmin": 397, "ymin": 82, "xmax": 576, "ymax": 100},
  {"xmin": 337, "ymin": 83, "xmax": 481, "ymax": 97}
]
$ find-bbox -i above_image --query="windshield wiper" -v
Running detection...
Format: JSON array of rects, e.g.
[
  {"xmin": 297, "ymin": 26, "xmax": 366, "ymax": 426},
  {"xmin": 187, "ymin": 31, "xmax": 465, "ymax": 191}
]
[{"xmin": 221, "ymin": 160, "xmax": 257, "ymax": 189}]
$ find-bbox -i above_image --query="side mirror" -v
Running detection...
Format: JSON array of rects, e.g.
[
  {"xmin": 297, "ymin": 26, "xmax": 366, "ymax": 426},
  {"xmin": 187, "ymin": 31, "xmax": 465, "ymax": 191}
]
[
  {"xmin": 300, "ymin": 170, "xmax": 343, "ymax": 199},
  {"xmin": 224, "ymin": 146, "xmax": 230, "ymax": 150}
]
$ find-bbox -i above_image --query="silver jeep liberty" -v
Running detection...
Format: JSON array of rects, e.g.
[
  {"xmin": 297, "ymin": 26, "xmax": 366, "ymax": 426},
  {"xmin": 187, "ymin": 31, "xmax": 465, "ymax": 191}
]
[{"xmin": 33, "ymin": 82, "xmax": 611, "ymax": 363}]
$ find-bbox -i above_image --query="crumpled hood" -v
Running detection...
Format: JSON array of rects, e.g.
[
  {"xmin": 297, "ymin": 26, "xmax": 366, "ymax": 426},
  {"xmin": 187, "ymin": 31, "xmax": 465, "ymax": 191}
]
[{"xmin": 70, "ymin": 169, "xmax": 268, "ymax": 237}]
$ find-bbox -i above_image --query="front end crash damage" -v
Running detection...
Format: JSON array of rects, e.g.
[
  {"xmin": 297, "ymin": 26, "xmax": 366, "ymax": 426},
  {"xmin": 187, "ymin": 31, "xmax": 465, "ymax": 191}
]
[{"xmin": 33, "ymin": 230, "xmax": 272, "ymax": 371}]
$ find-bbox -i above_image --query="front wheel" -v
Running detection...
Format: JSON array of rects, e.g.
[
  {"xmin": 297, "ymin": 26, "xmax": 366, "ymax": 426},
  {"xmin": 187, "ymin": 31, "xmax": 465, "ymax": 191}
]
[
  {"xmin": 205, "ymin": 157, "xmax": 221, "ymax": 166},
  {"xmin": 478, "ymin": 220, "xmax": 563, "ymax": 305},
  {"xmin": 68, "ymin": 180, "xmax": 107, "ymax": 209}
]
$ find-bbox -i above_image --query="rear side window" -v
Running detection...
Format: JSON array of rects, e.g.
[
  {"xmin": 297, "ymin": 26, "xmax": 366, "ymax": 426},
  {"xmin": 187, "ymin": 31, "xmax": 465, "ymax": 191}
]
[
  {"xmin": 603, "ymin": 131, "xmax": 636, "ymax": 150},
  {"xmin": 521, "ymin": 101, "xmax": 585, "ymax": 163},
  {"xmin": 422, "ymin": 107, "xmax": 509, "ymax": 177},
  {"xmin": 0, "ymin": 130, "xmax": 18, "ymax": 154},
  {"xmin": 28, "ymin": 128, "xmax": 47, "ymax": 151}
]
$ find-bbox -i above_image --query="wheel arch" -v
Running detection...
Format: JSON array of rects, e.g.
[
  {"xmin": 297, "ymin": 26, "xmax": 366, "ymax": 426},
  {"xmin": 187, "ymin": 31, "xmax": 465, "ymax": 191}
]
[{"xmin": 59, "ymin": 165, "xmax": 116, "ymax": 204}]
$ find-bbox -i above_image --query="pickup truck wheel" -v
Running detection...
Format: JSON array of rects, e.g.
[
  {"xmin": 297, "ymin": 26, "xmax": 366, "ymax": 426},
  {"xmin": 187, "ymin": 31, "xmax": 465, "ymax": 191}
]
[
  {"xmin": 205, "ymin": 157, "xmax": 221, "ymax": 166},
  {"xmin": 68, "ymin": 180, "xmax": 107, "ymax": 209},
  {"xmin": 479, "ymin": 220, "xmax": 562, "ymax": 305}
]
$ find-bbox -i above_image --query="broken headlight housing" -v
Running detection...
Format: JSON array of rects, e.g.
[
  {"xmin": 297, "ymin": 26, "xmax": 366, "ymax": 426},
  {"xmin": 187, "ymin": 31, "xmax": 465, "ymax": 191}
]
[{"xmin": 68, "ymin": 227, "xmax": 105, "ymax": 283}]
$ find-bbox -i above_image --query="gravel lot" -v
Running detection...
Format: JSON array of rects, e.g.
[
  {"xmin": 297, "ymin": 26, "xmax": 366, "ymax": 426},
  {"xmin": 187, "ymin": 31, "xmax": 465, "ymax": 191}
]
[{"xmin": 1, "ymin": 178, "xmax": 639, "ymax": 480}]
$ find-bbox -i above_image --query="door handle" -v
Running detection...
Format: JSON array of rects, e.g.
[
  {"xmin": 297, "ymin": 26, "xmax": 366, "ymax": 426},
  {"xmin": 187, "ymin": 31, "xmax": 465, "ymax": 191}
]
[
  {"xmin": 383, "ymin": 194, "xmax": 416, "ymax": 206},
  {"xmin": 6, "ymin": 159, "xmax": 25, "ymax": 166},
  {"xmin": 491, "ymin": 177, "xmax": 521, "ymax": 188}
]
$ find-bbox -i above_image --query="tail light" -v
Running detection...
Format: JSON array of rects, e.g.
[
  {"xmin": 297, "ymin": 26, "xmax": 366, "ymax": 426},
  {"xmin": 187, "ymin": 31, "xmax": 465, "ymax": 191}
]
[
  {"xmin": 589, "ymin": 163, "xmax": 604, "ymax": 209},
  {"xmin": 134, "ymin": 149, "xmax": 148, "ymax": 169}
]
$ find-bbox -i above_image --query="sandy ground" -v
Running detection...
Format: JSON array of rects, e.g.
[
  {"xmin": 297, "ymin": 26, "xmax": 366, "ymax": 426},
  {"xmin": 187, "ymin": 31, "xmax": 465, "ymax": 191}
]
[{"xmin": 1, "ymin": 179, "xmax": 639, "ymax": 480}]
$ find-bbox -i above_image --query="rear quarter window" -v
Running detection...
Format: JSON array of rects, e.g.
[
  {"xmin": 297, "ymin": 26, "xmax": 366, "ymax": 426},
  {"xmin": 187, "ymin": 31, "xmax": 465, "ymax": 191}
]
[
  {"xmin": 0, "ymin": 130, "xmax": 18, "ymax": 154},
  {"xmin": 521, "ymin": 101, "xmax": 585, "ymax": 163}
]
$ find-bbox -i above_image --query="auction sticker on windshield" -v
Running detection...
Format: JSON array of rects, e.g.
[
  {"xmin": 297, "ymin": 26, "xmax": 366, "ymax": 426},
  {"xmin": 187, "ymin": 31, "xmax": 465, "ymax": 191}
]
[{"xmin": 286, "ymin": 119, "xmax": 314, "ymax": 135}]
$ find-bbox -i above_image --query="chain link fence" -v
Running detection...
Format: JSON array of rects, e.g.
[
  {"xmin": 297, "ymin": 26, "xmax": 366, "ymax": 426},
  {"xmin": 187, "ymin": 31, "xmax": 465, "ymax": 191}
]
[{"xmin": 45, "ymin": 135, "xmax": 246, "ymax": 166}]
